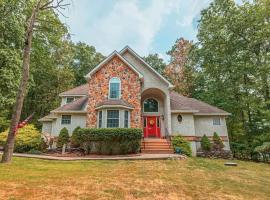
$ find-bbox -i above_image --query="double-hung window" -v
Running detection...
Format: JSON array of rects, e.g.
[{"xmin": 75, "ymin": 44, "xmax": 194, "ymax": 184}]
[
  {"xmin": 107, "ymin": 110, "xmax": 119, "ymax": 128},
  {"xmin": 61, "ymin": 115, "xmax": 71, "ymax": 124},
  {"xmin": 213, "ymin": 117, "xmax": 221, "ymax": 125},
  {"xmin": 109, "ymin": 77, "xmax": 120, "ymax": 99},
  {"xmin": 124, "ymin": 111, "xmax": 129, "ymax": 128}
]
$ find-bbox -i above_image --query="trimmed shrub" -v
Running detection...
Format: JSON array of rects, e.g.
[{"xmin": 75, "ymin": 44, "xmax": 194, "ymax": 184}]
[
  {"xmin": 201, "ymin": 134, "xmax": 212, "ymax": 151},
  {"xmin": 172, "ymin": 135, "xmax": 192, "ymax": 156},
  {"xmin": 71, "ymin": 126, "xmax": 81, "ymax": 148},
  {"xmin": 0, "ymin": 124, "xmax": 45, "ymax": 153},
  {"xmin": 57, "ymin": 127, "xmax": 69, "ymax": 148},
  {"xmin": 76, "ymin": 128, "xmax": 142, "ymax": 155},
  {"xmin": 212, "ymin": 132, "xmax": 224, "ymax": 151}
]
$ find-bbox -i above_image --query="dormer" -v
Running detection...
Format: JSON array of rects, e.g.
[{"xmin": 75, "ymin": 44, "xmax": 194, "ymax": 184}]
[{"xmin": 59, "ymin": 84, "xmax": 89, "ymax": 106}]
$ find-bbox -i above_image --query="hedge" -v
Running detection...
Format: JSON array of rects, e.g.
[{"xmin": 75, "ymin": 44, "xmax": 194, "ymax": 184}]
[{"xmin": 75, "ymin": 128, "xmax": 142, "ymax": 155}]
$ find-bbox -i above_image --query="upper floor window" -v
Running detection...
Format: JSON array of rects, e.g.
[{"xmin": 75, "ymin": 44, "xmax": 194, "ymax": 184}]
[
  {"xmin": 61, "ymin": 115, "xmax": 71, "ymax": 124},
  {"xmin": 66, "ymin": 97, "xmax": 75, "ymax": 104},
  {"xmin": 213, "ymin": 117, "xmax": 221, "ymax": 125},
  {"xmin": 109, "ymin": 77, "xmax": 121, "ymax": 99},
  {"xmin": 143, "ymin": 98, "xmax": 158, "ymax": 112}
]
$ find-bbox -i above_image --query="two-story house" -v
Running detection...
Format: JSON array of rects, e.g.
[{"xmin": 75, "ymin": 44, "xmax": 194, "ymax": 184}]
[{"xmin": 39, "ymin": 46, "xmax": 230, "ymax": 155}]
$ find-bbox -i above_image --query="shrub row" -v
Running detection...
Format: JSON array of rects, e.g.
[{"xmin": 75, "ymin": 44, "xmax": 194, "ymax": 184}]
[
  {"xmin": 231, "ymin": 142, "xmax": 270, "ymax": 162},
  {"xmin": 75, "ymin": 128, "xmax": 142, "ymax": 155}
]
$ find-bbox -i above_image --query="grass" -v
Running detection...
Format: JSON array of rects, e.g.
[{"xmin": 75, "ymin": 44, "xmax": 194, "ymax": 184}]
[{"xmin": 0, "ymin": 157, "xmax": 269, "ymax": 200}]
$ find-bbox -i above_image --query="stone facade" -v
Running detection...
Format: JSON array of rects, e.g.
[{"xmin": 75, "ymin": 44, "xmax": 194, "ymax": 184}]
[{"xmin": 86, "ymin": 56, "xmax": 142, "ymax": 128}]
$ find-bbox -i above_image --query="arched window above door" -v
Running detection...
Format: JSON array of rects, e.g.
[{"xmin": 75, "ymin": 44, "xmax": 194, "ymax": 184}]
[{"xmin": 143, "ymin": 98, "xmax": 158, "ymax": 112}]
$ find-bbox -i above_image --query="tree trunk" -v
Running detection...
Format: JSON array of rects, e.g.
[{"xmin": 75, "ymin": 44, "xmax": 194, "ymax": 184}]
[{"xmin": 1, "ymin": 2, "xmax": 41, "ymax": 163}]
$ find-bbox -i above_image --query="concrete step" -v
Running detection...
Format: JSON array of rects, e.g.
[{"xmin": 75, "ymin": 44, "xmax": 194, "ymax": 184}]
[
  {"xmin": 143, "ymin": 138, "xmax": 168, "ymax": 142},
  {"xmin": 142, "ymin": 147, "xmax": 172, "ymax": 150},
  {"xmin": 141, "ymin": 141, "xmax": 170, "ymax": 145},
  {"xmin": 141, "ymin": 149, "xmax": 174, "ymax": 154},
  {"xmin": 142, "ymin": 144, "xmax": 171, "ymax": 147}
]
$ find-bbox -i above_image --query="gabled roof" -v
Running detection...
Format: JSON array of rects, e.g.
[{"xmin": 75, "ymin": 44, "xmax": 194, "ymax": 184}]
[
  {"xmin": 51, "ymin": 96, "xmax": 88, "ymax": 113},
  {"xmin": 170, "ymin": 92, "xmax": 230, "ymax": 115},
  {"xmin": 59, "ymin": 84, "xmax": 88, "ymax": 97},
  {"xmin": 119, "ymin": 46, "xmax": 174, "ymax": 88},
  {"xmin": 84, "ymin": 51, "xmax": 143, "ymax": 80},
  {"xmin": 96, "ymin": 99, "xmax": 134, "ymax": 110}
]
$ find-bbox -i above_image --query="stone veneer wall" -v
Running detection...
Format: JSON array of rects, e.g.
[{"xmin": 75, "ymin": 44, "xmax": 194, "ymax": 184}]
[{"xmin": 87, "ymin": 56, "xmax": 142, "ymax": 128}]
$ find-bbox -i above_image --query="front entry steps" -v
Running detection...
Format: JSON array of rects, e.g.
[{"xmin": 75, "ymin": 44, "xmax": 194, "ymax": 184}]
[{"xmin": 141, "ymin": 138, "xmax": 174, "ymax": 154}]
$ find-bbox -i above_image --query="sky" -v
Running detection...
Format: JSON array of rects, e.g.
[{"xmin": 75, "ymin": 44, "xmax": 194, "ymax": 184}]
[{"xmin": 60, "ymin": 0, "xmax": 213, "ymax": 61}]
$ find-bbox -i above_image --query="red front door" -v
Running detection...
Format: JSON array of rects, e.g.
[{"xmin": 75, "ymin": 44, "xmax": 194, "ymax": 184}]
[{"xmin": 143, "ymin": 116, "xmax": 161, "ymax": 138}]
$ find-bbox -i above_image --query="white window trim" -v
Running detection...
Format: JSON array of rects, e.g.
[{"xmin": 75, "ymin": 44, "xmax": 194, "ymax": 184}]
[
  {"xmin": 98, "ymin": 111, "xmax": 102, "ymax": 128},
  {"xmin": 108, "ymin": 77, "xmax": 121, "ymax": 99},
  {"xmin": 124, "ymin": 110, "xmax": 130, "ymax": 128},
  {"xmin": 143, "ymin": 98, "xmax": 159, "ymax": 113},
  {"xmin": 61, "ymin": 115, "xmax": 71, "ymax": 125},
  {"xmin": 66, "ymin": 97, "xmax": 75, "ymax": 104},
  {"xmin": 213, "ymin": 117, "xmax": 221, "ymax": 125},
  {"xmin": 106, "ymin": 110, "xmax": 120, "ymax": 128}
]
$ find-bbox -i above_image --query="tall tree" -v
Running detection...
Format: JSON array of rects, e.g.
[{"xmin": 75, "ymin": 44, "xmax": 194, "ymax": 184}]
[
  {"xmin": 0, "ymin": 0, "xmax": 26, "ymax": 131},
  {"xmin": 143, "ymin": 53, "xmax": 166, "ymax": 75},
  {"xmin": 70, "ymin": 42, "xmax": 104, "ymax": 86},
  {"xmin": 193, "ymin": 0, "xmax": 270, "ymax": 142},
  {"xmin": 165, "ymin": 38, "xmax": 195, "ymax": 96},
  {"xmin": 1, "ymin": 0, "xmax": 70, "ymax": 163}
]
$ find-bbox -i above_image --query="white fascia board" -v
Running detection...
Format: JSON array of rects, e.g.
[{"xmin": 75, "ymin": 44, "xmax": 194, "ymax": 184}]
[
  {"xmin": 119, "ymin": 46, "xmax": 174, "ymax": 88},
  {"xmin": 194, "ymin": 113, "xmax": 231, "ymax": 116},
  {"xmin": 51, "ymin": 111, "xmax": 87, "ymax": 114},
  {"xmin": 171, "ymin": 110, "xmax": 199, "ymax": 113},
  {"xmin": 84, "ymin": 51, "xmax": 143, "ymax": 80},
  {"xmin": 95, "ymin": 105, "xmax": 134, "ymax": 110},
  {"xmin": 59, "ymin": 94, "xmax": 86, "ymax": 97}
]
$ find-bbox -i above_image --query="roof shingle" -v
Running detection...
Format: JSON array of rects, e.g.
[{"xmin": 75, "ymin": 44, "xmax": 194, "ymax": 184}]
[
  {"xmin": 52, "ymin": 96, "xmax": 88, "ymax": 112},
  {"xmin": 170, "ymin": 92, "xmax": 229, "ymax": 114},
  {"xmin": 59, "ymin": 84, "xmax": 88, "ymax": 96},
  {"xmin": 96, "ymin": 99, "xmax": 134, "ymax": 109}
]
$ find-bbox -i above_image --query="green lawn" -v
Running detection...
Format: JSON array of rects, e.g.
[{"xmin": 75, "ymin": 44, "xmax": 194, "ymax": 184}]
[{"xmin": 0, "ymin": 157, "xmax": 269, "ymax": 200}]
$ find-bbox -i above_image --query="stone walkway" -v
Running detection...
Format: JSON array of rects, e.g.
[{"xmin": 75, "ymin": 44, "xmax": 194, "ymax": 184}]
[{"xmin": 0, "ymin": 152, "xmax": 186, "ymax": 161}]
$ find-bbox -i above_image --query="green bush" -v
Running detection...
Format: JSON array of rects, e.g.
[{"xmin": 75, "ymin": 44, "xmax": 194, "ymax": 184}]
[
  {"xmin": 0, "ymin": 124, "xmax": 45, "ymax": 153},
  {"xmin": 172, "ymin": 135, "xmax": 192, "ymax": 156},
  {"xmin": 254, "ymin": 142, "xmax": 270, "ymax": 153},
  {"xmin": 201, "ymin": 134, "xmax": 212, "ymax": 151},
  {"xmin": 76, "ymin": 128, "xmax": 142, "ymax": 155},
  {"xmin": 212, "ymin": 132, "xmax": 224, "ymax": 150},
  {"xmin": 71, "ymin": 126, "xmax": 81, "ymax": 148},
  {"xmin": 230, "ymin": 142, "xmax": 253, "ymax": 160},
  {"xmin": 57, "ymin": 127, "xmax": 69, "ymax": 148}
]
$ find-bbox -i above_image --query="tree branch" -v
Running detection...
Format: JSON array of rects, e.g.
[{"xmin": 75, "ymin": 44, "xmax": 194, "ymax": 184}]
[{"xmin": 40, "ymin": 0, "xmax": 70, "ymax": 10}]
